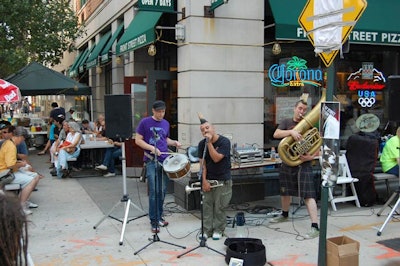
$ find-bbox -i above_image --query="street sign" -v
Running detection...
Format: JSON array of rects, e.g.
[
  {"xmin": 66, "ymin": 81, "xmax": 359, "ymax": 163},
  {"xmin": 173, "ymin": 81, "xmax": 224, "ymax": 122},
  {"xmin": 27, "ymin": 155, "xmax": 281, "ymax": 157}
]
[{"xmin": 299, "ymin": 0, "xmax": 367, "ymax": 67}]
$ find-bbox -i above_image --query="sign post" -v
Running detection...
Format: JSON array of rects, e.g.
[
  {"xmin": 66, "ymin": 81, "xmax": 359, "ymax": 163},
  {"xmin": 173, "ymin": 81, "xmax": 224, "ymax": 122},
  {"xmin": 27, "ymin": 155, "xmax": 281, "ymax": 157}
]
[{"xmin": 298, "ymin": 1, "xmax": 367, "ymax": 265}]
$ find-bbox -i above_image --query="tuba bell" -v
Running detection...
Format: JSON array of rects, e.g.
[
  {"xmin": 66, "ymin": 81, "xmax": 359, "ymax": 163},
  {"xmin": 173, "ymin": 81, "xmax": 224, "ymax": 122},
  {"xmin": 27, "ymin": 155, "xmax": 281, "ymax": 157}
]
[{"xmin": 278, "ymin": 88, "xmax": 326, "ymax": 167}]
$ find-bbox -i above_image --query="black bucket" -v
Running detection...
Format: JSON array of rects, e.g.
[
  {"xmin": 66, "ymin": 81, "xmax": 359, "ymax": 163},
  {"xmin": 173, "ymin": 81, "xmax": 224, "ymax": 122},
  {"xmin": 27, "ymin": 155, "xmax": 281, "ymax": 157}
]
[{"xmin": 224, "ymin": 238, "xmax": 266, "ymax": 266}]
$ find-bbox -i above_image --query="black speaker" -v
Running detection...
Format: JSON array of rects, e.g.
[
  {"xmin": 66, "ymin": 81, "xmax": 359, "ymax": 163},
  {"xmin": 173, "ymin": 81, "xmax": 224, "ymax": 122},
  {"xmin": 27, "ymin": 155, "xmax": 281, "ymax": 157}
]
[
  {"xmin": 104, "ymin": 94, "xmax": 133, "ymax": 139},
  {"xmin": 388, "ymin": 75, "xmax": 400, "ymax": 122}
]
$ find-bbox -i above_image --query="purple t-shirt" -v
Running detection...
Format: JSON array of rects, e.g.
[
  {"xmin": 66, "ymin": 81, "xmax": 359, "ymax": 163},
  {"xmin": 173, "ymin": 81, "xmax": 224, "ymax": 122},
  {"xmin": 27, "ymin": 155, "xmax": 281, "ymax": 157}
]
[{"xmin": 136, "ymin": 116, "xmax": 170, "ymax": 162}]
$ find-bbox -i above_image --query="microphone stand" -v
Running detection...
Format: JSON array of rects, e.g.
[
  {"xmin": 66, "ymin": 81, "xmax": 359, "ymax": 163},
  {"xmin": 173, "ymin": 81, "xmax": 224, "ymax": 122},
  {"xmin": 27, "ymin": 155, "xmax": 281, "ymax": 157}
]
[
  {"xmin": 135, "ymin": 129, "xmax": 185, "ymax": 255},
  {"xmin": 178, "ymin": 138, "xmax": 225, "ymax": 258},
  {"xmin": 376, "ymin": 143, "xmax": 400, "ymax": 236}
]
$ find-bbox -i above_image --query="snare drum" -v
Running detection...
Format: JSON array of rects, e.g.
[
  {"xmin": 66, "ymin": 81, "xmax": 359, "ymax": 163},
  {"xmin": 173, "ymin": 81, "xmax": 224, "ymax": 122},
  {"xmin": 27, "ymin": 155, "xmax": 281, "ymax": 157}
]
[{"xmin": 163, "ymin": 154, "xmax": 191, "ymax": 179}]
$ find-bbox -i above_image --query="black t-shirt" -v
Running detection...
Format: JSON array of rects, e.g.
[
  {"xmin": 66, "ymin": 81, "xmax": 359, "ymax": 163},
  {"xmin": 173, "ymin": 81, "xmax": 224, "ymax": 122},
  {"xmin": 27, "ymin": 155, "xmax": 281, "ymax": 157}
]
[
  {"xmin": 277, "ymin": 118, "xmax": 298, "ymax": 132},
  {"xmin": 50, "ymin": 107, "xmax": 66, "ymax": 120},
  {"xmin": 198, "ymin": 135, "xmax": 231, "ymax": 181}
]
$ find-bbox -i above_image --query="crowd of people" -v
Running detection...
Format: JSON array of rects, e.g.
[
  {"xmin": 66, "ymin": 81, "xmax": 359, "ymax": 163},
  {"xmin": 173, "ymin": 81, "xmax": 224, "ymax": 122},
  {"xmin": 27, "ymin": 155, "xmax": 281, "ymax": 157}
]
[{"xmin": 2, "ymin": 95, "xmax": 399, "ymax": 266}]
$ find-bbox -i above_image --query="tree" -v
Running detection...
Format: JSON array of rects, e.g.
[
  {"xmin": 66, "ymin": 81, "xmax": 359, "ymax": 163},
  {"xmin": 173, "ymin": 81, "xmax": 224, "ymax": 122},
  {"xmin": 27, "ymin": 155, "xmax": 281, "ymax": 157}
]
[{"xmin": 0, "ymin": 0, "xmax": 84, "ymax": 78}]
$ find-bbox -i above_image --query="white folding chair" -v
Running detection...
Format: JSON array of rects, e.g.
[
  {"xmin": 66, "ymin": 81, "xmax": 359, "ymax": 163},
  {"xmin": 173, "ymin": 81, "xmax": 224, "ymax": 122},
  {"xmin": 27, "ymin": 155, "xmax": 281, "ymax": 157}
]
[{"xmin": 328, "ymin": 154, "xmax": 361, "ymax": 211}]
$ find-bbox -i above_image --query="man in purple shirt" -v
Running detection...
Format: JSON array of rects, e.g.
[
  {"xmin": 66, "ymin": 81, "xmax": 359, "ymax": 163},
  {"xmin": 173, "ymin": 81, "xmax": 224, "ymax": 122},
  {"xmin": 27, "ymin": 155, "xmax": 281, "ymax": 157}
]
[{"xmin": 135, "ymin": 100, "xmax": 181, "ymax": 233}]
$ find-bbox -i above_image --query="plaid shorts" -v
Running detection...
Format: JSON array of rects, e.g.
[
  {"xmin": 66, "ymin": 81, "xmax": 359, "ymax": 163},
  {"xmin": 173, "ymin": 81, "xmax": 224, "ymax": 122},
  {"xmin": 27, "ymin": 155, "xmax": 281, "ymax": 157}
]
[{"xmin": 279, "ymin": 162, "xmax": 317, "ymax": 199}]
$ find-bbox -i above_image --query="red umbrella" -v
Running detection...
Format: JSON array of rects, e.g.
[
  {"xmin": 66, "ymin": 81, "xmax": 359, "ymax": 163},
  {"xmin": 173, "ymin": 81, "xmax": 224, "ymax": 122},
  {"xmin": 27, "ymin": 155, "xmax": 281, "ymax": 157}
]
[{"xmin": 0, "ymin": 79, "xmax": 22, "ymax": 103}]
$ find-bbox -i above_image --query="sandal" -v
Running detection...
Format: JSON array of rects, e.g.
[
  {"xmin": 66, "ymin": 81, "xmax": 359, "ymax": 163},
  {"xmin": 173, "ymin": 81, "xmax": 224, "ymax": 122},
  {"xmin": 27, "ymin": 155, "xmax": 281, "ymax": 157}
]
[{"xmin": 37, "ymin": 151, "xmax": 46, "ymax": 155}]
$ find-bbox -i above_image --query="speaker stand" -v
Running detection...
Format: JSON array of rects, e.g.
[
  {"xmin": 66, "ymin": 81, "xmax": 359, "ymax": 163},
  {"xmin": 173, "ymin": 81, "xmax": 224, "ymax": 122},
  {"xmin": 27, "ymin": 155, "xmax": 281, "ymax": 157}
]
[{"xmin": 93, "ymin": 142, "xmax": 147, "ymax": 245}]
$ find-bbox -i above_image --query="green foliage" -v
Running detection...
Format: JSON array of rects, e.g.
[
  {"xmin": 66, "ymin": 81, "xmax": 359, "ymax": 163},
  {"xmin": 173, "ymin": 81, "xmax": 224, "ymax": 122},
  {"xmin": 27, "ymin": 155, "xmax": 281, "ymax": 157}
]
[{"xmin": 0, "ymin": 0, "xmax": 84, "ymax": 78}]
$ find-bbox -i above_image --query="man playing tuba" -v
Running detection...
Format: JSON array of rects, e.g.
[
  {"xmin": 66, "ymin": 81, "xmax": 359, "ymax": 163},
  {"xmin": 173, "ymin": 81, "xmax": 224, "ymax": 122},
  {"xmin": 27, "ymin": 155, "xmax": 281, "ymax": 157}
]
[{"xmin": 271, "ymin": 98, "xmax": 320, "ymax": 239}]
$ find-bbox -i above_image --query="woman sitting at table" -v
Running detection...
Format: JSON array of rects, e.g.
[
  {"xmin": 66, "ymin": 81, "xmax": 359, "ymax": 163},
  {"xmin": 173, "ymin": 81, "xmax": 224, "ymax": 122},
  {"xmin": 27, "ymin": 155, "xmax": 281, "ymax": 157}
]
[{"xmin": 54, "ymin": 121, "xmax": 82, "ymax": 178}]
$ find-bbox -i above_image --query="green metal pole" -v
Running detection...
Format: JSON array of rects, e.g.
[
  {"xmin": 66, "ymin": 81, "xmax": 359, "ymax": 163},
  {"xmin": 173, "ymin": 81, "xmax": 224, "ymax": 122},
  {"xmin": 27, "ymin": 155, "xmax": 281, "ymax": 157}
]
[{"xmin": 317, "ymin": 61, "xmax": 335, "ymax": 266}]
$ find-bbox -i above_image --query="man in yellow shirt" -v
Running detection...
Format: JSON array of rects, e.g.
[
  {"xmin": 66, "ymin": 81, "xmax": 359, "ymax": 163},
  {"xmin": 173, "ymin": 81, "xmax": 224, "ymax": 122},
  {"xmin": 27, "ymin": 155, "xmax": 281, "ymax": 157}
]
[
  {"xmin": 380, "ymin": 127, "xmax": 400, "ymax": 177},
  {"xmin": 0, "ymin": 126, "xmax": 40, "ymax": 215}
]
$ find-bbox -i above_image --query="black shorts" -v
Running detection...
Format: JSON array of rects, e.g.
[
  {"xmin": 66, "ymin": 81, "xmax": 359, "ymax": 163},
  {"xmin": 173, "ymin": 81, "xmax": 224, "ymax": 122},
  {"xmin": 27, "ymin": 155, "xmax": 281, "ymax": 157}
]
[{"xmin": 279, "ymin": 163, "xmax": 317, "ymax": 199}]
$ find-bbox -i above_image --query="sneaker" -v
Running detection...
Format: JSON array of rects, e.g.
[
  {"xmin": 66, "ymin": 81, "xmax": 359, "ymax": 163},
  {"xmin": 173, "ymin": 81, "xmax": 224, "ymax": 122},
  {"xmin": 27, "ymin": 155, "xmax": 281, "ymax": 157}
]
[
  {"xmin": 270, "ymin": 216, "xmax": 288, "ymax": 223},
  {"xmin": 95, "ymin": 164, "xmax": 107, "ymax": 171},
  {"xmin": 27, "ymin": 201, "xmax": 38, "ymax": 208},
  {"xmin": 151, "ymin": 226, "xmax": 160, "ymax": 233},
  {"xmin": 212, "ymin": 232, "xmax": 222, "ymax": 240},
  {"xmin": 158, "ymin": 220, "xmax": 169, "ymax": 227},
  {"xmin": 23, "ymin": 208, "xmax": 33, "ymax": 215},
  {"xmin": 103, "ymin": 172, "xmax": 116, "ymax": 177},
  {"xmin": 305, "ymin": 227, "xmax": 320, "ymax": 239},
  {"xmin": 50, "ymin": 168, "xmax": 57, "ymax": 176},
  {"xmin": 22, "ymin": 203, "xmax": 33, "ymax": 215},
  {"xmin": 61, "ymin": 168, "xmax": 70, "ymax": 178}
]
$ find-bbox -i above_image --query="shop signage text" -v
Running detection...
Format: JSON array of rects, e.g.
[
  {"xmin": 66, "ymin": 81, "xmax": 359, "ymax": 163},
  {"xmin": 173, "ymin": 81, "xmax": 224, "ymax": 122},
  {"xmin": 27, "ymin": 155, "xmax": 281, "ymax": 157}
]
[
  {"xmin": 119, "ymin": 34, "xmax": 147, "ymax": 53},
  {"xmin": 347, "ymin": 81, "xmax": 385, "ymax": 91},
  {"xmin": 268, "ymin": 56, "xmax": 323, "ymax": 87},
  {"xmin": 296, "ymin": 28, "xmax": 400, "ymax": 45},
  {"xmin": 347, "ymin": 63, "xmax": 386, "ymax": 108},
  {"xmin": 138, "ymin": 0, "xmax": 174, "ymax": 12}
]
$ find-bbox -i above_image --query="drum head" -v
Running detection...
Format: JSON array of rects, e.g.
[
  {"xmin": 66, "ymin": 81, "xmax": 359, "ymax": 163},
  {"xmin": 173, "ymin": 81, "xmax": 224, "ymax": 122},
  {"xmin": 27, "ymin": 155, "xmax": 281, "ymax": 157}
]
[{"xmin": 163, "ymin": 154, "xmax": 188, "ymax": 172}]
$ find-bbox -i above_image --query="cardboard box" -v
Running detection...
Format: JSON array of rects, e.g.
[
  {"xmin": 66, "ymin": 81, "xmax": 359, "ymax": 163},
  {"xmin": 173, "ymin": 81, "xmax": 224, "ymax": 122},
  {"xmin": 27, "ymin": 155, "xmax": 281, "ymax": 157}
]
[{"xmin": 327, "ymin": 236, "xmax": 360, "ymax": 266}]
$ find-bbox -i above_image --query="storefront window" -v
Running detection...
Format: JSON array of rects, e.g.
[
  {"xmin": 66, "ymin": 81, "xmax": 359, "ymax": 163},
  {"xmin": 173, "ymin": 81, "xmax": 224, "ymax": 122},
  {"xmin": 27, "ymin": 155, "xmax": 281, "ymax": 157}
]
[
  {"xmin": 265, "ymin": 44, "xmax": 399, "ymax": 150},
  {"xmin": 132, "ymin": 84, "xmax": 147, "ymax": 132}
]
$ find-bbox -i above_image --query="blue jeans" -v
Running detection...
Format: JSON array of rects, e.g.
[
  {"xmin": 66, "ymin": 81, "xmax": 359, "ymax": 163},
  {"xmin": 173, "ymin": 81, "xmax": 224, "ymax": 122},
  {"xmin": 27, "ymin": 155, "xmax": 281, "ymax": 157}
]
[
  {"xmin": 386, "ymin": 165, "xmax": 399, "ymax": 177},
  {"xmin": 56, "ymin": 148, "xmax": 81, "ymax": 178},
  {"xmin": 146, "ymin": 160, "xmax": 168, "ymax": 226},
  {"xmin": 102, "ymin": 147, "xmax": 122, "ymax": 173}
]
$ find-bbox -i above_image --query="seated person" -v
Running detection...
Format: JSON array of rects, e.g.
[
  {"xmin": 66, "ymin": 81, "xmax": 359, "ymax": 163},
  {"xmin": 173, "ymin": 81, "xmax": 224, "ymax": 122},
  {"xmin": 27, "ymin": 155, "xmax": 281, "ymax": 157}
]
[
  {"xmin": 1, "ymin": 125, "xmax": 43, "ymax": 180},
  {"xmin": 49, "ymin": 117, "xmax": 67, "ymax": 175},
  {"xmin": 380, "ymin": 126, "xmax": 400, "ymax": 177},
  {"xmin": 81, "ymin": 119, "xmax": 95, "ymax": 134},
  {"xmin": 54, "ymin": 122, "xmax": 82, "ymax": 178},
  {"xmin": 94, "ymin": 115, "xmax": 105, "ymax": 137},
  {"xmin": 0, "ymin": 127, "xmax": 40, "ymax": 215},
  {"xmin": 95, "ymin": 138, "xmax": 123, "ymax": 177}
]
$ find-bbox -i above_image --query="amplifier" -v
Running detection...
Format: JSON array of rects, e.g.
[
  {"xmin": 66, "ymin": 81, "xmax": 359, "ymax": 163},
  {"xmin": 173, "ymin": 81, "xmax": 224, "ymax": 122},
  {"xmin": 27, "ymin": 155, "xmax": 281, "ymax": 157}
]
[{"xmin": 233, "ymin": 145, "xmax": 263, "ymax": 164}]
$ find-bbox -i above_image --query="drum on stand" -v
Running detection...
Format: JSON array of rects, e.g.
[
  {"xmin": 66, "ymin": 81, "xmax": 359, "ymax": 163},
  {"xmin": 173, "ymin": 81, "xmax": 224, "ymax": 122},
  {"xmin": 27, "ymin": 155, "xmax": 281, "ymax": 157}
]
[{"xmin": 163, "ymin": 154, "xmax": 191, "ymax": 179}]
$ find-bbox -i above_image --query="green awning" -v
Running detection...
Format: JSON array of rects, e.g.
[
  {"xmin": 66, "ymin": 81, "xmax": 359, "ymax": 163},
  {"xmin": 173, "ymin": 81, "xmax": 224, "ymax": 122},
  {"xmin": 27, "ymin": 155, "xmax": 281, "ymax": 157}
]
[
  {"xmin": 7, "ymin": 62, "xmax": 91, "ymax": 96},
  {"xmin": 269, "ymin": 0, "xmax": 400, "ymax": 45},
  {"xmin": 78, "ymin": 45, "xmax": 96, "ymax": 73},
  {"xmin": 86, "ymin": 31, "xmax": 112, "ymax": 69},
  {"xmin": 68, "ymin": 51, "xmax": 84, "ymax": 77},
  {"xmin": 100, "ymin": 24, "xmax": 124, "ymax": 62},
  {"xmin": 116, "ymin": 11, "xmax": 162, "ymax": 55},
  {"xmin": 69, "ymin": 48, "xmax": 88, "ymax": 78}
]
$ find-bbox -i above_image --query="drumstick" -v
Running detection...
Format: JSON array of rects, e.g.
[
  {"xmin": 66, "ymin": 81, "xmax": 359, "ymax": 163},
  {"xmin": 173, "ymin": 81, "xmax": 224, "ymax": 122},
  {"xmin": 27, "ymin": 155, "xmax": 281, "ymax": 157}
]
[{"xmin": 160, "ymin": 152, "xmax": 180, "ymax": 155}]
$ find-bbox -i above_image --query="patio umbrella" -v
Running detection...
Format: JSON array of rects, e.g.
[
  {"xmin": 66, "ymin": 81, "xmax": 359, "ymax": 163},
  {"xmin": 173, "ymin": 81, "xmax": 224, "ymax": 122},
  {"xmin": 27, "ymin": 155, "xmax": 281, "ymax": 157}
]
[{"xmin": 0, "ymin": 79, "xmax": 22, "ymax": 103}]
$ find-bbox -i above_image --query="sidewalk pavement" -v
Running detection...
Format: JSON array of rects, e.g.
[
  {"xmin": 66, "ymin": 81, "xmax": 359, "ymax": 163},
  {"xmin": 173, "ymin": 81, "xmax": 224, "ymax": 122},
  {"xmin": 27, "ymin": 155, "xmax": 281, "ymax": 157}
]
[{"xmin": 26, "ymin": 152, "xmax": 400, "ymax": 266}]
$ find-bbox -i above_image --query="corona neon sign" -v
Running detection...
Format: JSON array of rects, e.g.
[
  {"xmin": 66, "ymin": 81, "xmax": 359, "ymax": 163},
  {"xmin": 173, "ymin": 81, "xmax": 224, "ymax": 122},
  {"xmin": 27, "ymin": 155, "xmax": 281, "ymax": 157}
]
[{"xmin": 268, "ymin": 56, "xmax": 323, "ymax": 87}]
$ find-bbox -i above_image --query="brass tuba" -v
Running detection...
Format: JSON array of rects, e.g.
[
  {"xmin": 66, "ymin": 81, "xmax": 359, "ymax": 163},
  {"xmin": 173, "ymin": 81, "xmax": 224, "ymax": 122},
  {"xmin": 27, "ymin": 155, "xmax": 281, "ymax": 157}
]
[{"xmin": 278, "ymin": 88, "xmax": 326, "ymax": 167}]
